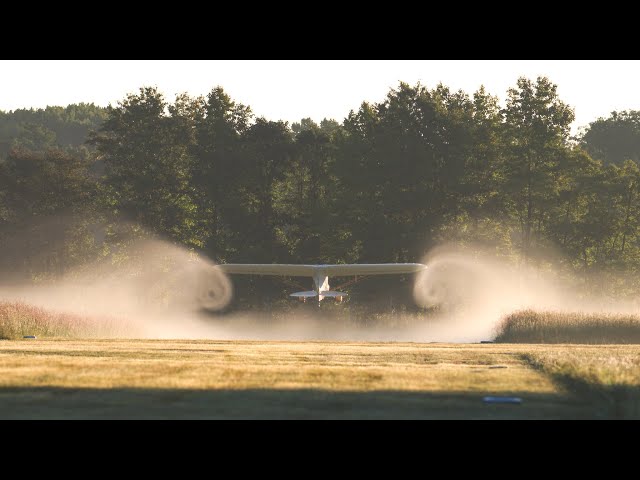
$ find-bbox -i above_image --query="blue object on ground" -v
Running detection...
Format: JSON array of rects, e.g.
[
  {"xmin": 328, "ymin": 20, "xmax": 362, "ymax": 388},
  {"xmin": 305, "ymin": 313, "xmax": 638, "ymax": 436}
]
[{"xmin": 483, "ymin": 396, "xmax": 522, "ymax": 404}]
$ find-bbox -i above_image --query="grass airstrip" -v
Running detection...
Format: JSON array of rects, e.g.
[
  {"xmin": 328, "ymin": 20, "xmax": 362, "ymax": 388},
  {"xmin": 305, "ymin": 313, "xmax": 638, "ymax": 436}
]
[
  {"xmin": 1, "ymin": 339, "xmax": 638, "ymax": 419},
  {"xmin": 1, "ymin": 302, "xmax": 639, "ymax": 419}
]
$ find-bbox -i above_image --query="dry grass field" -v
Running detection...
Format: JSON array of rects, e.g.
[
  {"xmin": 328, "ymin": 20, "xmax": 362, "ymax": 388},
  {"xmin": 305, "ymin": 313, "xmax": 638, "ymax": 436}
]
[
  {"xmin": 2, "ymin": 302, "xmax": 639, "ymax": 419},
  {"xmin": 1, "ymin": 339, "xmax": 638, "ymax": 419}
]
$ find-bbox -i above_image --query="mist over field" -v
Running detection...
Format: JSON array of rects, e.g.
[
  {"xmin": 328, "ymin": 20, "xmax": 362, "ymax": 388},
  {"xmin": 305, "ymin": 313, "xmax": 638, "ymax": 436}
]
[
  {"xmin": 2, "ymin": 75, "xmax": 640, "ymax": 342},
  {"xmin": 1, "ymin": 232, "xmax": 639, "ymax": 343}
]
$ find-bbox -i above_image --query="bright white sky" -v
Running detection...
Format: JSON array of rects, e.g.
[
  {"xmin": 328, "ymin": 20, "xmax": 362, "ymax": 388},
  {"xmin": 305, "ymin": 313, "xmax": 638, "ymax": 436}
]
[{"xmin": 1, "ymin": 60, "xmax": 639, "ymax": 132}]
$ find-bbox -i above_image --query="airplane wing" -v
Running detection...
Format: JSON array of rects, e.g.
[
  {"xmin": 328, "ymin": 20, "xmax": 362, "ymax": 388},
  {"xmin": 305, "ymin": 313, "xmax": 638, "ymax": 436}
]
[
  {"xmin": 323, "ymin": 263, "xmax": 426, "ymax": 276},
  {"xmin": 217, "ymin": 263, "xmax": 426, "ymax": 277},
  {"xmin": 216, "ymin": 264, "xmax": 317, "ymax": 277}
]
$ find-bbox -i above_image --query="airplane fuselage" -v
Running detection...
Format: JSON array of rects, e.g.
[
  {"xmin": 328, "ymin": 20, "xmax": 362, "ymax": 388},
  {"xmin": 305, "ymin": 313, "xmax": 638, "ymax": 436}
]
[{"xmin": 313, "ymin": 271, "xmax": 331, "ymax": 302}]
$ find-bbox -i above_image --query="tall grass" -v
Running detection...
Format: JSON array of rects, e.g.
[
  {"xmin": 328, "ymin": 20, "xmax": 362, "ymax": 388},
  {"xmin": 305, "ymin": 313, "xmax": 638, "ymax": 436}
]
[
  {"xmin": 495, "ymin": 309, "xmax": 640, "ymax": 344},
  {"xmin": 0, "ymin": 301, "xmax": 135, "ymax": 339}
]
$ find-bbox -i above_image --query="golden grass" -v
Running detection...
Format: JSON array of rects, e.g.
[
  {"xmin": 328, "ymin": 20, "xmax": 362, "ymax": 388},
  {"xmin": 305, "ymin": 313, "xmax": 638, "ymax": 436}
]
[
  {"xmin": 0, "ymin": 301, "xmax": 136, "ymax": 340},
  {"xmin": 2, "ymin": 339, "xmax": 634, "ymax": 419},
  {"xmin": 495, "ymin": 309, "xmax": 640, "ymax": 344},
  {"xmin": 0, "ymin": 340, "xmax": 545, "ymax": 392}
]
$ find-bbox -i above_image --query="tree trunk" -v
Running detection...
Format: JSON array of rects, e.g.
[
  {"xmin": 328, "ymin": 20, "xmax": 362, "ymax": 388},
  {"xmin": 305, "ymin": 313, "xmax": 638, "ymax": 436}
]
[
  {"xmin": 621, "ymin": 182, "xmax": 634, "ymax": 255},
  {"xmin": 524, "ymin": 155, "xmax": 533, "ymax": 263}
]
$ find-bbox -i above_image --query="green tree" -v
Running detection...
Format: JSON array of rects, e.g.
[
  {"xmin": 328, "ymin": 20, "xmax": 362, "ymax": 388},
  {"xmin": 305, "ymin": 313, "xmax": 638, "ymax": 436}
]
[
  {"xmin": 236, "ymin": 118, "xmax": 293, "ymax": 261},
  {"xmin": 501, "ymin": 76, "xmax": 575, "ymax": 262},
  {"xmin": 91, "ymin": 87, "xmax": 203, "ymax": 247},
  {"xmin": 275, "ymin": 118, "xmax": 342, "ymax": 263},
  {"xmin": 0, "ymin": 103, "xmax": 107, "ymax": 152},
  {"xmin": 0, "ymin": 147, "xmax": 96, "ymax": 278},
  {"xmin": 338, "ymin": 82, "xmax": 475, "ymax": 263},
  {"xmin": 192, "ymin": 86, "xmax": 252, "ymax": 258},
  {"xmin": 581, "ymin": 110, "xmax": 640, "ymax": 165}
]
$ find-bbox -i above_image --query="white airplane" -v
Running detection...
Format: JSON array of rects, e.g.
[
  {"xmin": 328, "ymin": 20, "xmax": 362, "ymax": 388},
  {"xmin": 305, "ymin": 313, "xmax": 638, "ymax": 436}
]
[{"xmin": 217, "ymin": 263, "xmax": 427, "ymax": 304}]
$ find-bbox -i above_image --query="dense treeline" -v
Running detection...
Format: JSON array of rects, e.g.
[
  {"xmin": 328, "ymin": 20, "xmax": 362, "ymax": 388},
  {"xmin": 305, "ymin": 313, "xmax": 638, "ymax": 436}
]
[
  {"xmin": 2, "ymin": 77, "xmax": 640, "ymax": 307},
  {"xmin": 0, "ymin": 104, "xmax": 106, "ymax": 153}
]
